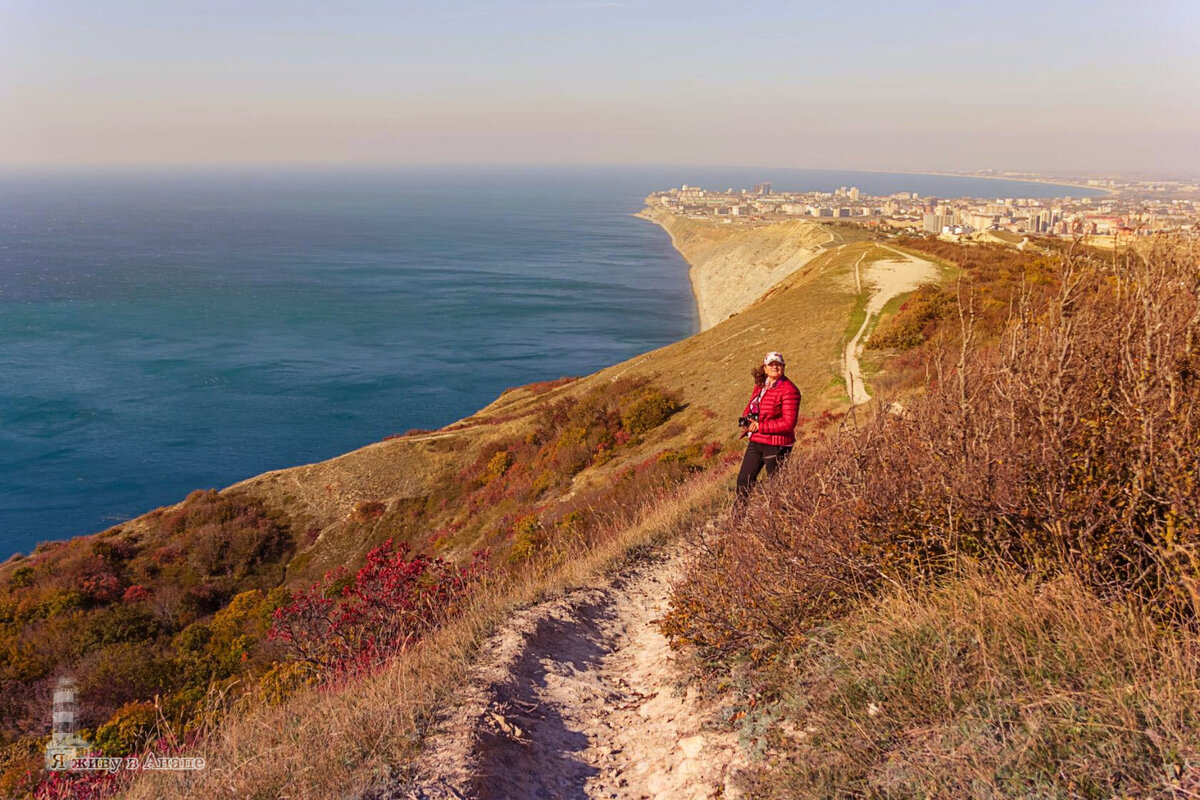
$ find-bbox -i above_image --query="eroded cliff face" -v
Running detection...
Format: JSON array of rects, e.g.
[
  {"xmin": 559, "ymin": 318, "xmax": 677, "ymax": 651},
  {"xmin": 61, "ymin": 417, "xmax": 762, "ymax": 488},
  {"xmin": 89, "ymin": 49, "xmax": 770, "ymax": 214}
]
[{"xmin": 637, "ymin": 208, "xmax": 833, "ymax": 330}]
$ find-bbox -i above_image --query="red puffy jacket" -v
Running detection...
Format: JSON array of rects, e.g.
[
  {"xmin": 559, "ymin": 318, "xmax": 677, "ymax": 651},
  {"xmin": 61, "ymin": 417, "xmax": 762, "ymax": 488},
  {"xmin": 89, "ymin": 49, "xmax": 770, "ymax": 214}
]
[{"xmin": 743, "ymin": 377, "xmax": 801, "ymax": 447}]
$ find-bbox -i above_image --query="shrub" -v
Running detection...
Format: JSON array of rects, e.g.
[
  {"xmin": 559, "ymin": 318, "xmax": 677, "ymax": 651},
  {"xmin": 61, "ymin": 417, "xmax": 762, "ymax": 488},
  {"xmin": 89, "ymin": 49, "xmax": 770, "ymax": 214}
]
[
  {"xmin": 524, "ymin": 376, "xmax": 578, "ymax": 395},
  {"xmin": 351, "ymin": 501, "xmax": 386, "ymax": 521},
  {"xmin": 666, "ymin": 242, "xmax": 1200, "ymax": 661},
  {"xmin": 32, "ymin": 769, "xmax": 127, "ymax": 800},
  {"xmin": 94, "ymin": 701, "xmax": 158, "ymax": 756},
  {"xmin": 746, "ymin": 572, "xmax": 1200, "ymax": 800},
  {"xmin": 77, "ymin": 604, "xmax": 162, "ymax": 652},
  {"xmin": 78, "ymin": 641, "xmax": 172, "ymax": 717},
  {"xmin": 160, "ymin": 490, "xmax": 294, "ymax": 584},
  {"xmin": 269, "ymin": 540, "xmax": 488, "ymax": 676},
  {"xmin": 256, "ymin": 659, "xmax": 316, "ymax": 706},
  {"xmin": 529, "ymin": 470, "xmax": 555, "ymax": 498},
  {"xmin": 92, "ymin": 538, "xmax": 136, "ymax": 566},
  {"xmin": 9, "ymin": 566, "xmax": 34, "ymax": 589},
  {"xmin": 867, "ymin": 283, "xmax": 953, "ymax": 349},
  {"xmin": 80, "ymin": 570, "xmax": 122, "ymax": 605},
  {"xmin": 483, "ymin": 451, "xmax": 514, "ymax": 484},
  {"xmin": 509, "ymin": 516, "xmax": 545, "ymax": 561},
  {"xmin": 37, "ymin": 589, "xmax": 85, "ymax": 618},
  {"xmin": 620, "ymin": 389, "xmax": 682, "ymax": 435}
]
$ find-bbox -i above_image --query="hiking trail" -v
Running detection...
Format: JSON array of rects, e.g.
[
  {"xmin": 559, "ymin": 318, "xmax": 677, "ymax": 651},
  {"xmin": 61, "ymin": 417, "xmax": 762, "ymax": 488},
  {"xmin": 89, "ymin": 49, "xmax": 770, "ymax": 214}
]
[
  {"xmin": 843, "ymin": 246, "xmax": 938, "ymax": 405},
  {"xmin": 391, "ymin": 544, "xmax": 745, "ymax": 800}
]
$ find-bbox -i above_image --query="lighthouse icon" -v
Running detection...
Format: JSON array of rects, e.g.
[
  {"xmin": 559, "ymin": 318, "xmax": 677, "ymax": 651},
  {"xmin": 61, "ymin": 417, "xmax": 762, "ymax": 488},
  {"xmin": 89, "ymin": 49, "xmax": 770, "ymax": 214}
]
[{"xmin": 45, "ymin": 676, "xmax": 91, "ymax": 771}]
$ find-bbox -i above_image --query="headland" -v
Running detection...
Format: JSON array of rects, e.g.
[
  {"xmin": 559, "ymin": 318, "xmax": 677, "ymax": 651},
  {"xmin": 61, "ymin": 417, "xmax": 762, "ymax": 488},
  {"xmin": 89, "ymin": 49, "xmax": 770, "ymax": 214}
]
[{"xmin": 635, "ymin": 205, "xmax": 832, "ymax": 330}]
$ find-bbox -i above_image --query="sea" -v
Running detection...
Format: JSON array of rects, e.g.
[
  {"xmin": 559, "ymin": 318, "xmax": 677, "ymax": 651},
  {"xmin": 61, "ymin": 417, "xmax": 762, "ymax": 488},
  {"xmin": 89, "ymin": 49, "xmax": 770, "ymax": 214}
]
[{"xmin": 0, "ymin": 165, "xmax": 1102, "ymax": 558}]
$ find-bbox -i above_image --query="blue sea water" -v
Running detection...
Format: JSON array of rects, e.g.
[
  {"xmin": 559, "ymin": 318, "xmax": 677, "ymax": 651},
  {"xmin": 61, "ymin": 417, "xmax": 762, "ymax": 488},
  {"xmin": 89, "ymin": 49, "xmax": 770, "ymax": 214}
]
[{"xmin": 0, "ymin": 166, "xmax": 1101, "ymax": 558}]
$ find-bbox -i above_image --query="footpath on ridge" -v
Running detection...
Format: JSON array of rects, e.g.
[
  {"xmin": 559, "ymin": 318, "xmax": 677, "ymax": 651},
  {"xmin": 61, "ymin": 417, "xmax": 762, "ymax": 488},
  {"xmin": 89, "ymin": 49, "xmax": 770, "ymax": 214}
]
[
  {"xmin": 381, "ymin": 221, "xmax": 943, "ymax": 800},
  {"xmin": 842, "ymin": 244, "xmax": 938, "ymax": 406},
  {"xmin": 394, "ymin": 540, "xmax": 747, "ymax": 800}
]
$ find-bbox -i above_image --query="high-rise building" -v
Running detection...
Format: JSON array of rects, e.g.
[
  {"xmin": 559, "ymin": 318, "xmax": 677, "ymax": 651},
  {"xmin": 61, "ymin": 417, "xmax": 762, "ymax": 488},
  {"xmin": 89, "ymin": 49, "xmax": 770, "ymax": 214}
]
[{"xmin": 923, "ymin": 214, "xmax": 952, "ymax": 233}]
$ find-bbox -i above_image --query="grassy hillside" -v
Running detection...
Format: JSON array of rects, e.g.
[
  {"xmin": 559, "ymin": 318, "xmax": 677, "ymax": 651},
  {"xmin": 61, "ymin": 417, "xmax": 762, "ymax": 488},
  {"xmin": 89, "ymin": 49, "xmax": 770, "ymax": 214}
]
[
  {"xmin": 3, "ymin": 212, "xmax": 1145, "ymax": 799},
  {"xmin": 0, "ymin": 218, "xmax": 894, "ymax": 798}
]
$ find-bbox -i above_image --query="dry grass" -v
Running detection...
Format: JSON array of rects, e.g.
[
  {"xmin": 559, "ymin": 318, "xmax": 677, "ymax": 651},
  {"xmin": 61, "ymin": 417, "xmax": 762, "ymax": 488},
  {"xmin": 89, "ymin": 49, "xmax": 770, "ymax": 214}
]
[
  {"xmin": 118, "ymin": 466, "xmax": 735, "ymax": 800},
  {"xmin": 666, "ymin": 239, "xmax": 1200, "ymax": 796},
  {"xmin": 667, "ymin": 240, "xmax": 1200, "ymax": 659},
  {"xmin": 748, "ymin": 569, "xmax": 1200, "ymax": 799}
]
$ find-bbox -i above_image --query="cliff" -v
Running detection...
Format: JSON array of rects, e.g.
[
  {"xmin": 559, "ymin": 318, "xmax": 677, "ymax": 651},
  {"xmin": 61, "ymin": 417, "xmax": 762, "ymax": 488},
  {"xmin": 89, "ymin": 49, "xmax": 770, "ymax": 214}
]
[{"xmin": 636, "ymin": 206, "xmax": 834, "ymax": 329}]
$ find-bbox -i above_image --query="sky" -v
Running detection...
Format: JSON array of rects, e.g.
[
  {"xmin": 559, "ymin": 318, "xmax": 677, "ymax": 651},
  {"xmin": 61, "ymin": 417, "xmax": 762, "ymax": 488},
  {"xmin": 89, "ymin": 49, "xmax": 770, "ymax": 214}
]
[{"xmin": 2, "ymin": 0, "xmax": 1197, "ymax": 174}]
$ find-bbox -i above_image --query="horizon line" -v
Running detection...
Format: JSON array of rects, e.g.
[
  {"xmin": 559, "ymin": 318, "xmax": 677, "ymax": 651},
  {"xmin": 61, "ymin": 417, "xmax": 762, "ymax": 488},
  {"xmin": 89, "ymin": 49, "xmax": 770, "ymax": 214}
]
[{"xmin": 0, "ymin": 161, "xmax": 1169, "ymax": 186}]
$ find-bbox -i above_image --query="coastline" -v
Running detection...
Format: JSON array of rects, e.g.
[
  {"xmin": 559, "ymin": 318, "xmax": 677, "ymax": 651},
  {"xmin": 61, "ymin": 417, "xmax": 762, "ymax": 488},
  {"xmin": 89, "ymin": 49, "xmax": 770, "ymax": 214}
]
[
  {"xmin": 837, "ymin": 167, "xmax": 1116, "ymax": 197},
  {"xmin": 6, "ymin": 169, "xmax": 1083, "ymax": 558},
  {"xmin": 3, "ymin": 206, "xmax": 792, "ymax": 563},
  {"xmin": 668, "ymin": 161, "xmax": 1117, "ymax": 197}
]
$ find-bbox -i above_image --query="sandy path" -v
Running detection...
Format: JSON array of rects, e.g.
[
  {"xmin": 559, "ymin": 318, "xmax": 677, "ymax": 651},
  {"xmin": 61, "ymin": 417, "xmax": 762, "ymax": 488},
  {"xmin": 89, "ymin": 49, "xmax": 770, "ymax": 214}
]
[
  {"xmin": 851, "ymin": 247, "xmax": 868, "ymax": 294},
  {"xmin": 843, "ymin": 246, "xmax": 937, "ymax": 406},
  {"xmin": 395, "ymin": 547, "xmax": 742, "ymax": 800}
]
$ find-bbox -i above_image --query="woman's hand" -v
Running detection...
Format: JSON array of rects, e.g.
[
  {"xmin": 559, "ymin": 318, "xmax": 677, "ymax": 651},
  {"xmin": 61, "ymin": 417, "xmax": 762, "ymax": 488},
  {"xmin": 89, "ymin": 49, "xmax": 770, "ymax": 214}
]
[{"xmin": 747, "ymin": 420, "xmax": 759, "ymax": 433}]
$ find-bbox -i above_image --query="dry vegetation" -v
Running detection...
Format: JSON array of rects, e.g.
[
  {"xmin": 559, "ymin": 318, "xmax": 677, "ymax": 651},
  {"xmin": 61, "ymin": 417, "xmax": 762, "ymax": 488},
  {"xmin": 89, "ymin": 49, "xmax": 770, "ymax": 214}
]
[
  {"xmin": 0, "ymin": 374, "xmax": 728, "ymax": 798},
  {"xmin": 119, "ymin": 466, "xmax": 735, "ymax": 800},
  {"xmin": 12, "ymin": 212, "xmax": 1185, "ymax": 798},
  {"xmin": 747, "ymin": 570, "xmax": 1200, "ymax": 798},
  {"xmin": 1, "ymin": 213, "xmax": 869, "ymax": 798},
  {"xmin": 664, "ymin": 239, "xmax": 1200, "ymax": 797}
]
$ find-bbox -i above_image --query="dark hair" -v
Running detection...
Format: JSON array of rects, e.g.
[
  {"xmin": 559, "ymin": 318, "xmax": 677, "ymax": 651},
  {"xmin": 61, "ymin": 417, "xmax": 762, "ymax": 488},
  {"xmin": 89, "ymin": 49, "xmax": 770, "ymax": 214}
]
[{"xmin": 751, "ymin": 365, "xmax": 767, "ymax": 386}]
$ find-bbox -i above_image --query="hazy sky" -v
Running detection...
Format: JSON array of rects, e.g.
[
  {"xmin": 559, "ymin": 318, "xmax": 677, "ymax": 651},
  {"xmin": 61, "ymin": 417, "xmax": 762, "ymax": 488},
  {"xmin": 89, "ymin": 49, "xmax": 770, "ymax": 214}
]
[{"xmin": 2, "ymin": 0, "xmax": 1197, "ymax": 173}]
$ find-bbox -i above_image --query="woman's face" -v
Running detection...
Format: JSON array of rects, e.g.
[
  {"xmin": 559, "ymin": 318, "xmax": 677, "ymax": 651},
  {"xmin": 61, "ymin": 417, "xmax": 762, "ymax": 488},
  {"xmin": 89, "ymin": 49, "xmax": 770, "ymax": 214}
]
[{"xmin": 765, "ymin": 361, "xmax": 784, "ymax": 380}]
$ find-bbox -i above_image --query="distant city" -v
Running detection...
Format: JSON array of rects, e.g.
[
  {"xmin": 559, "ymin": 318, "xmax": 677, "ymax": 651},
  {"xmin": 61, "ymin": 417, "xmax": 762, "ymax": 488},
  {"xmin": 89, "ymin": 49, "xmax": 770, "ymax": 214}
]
[{"xmin": 647, "ymin": 174, "xmax": 1199, "ymax": 241}]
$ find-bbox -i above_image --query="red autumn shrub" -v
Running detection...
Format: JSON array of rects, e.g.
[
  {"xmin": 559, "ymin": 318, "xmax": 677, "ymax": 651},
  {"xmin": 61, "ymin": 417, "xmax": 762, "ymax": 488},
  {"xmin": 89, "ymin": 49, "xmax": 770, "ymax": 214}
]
[
  {"xmin": 81, "ymin": 571, "xmax": 122, "ymax": 605},
  {"xmin": 268, "ymin": 540, "xmax": 488, "ymax": 676},
  {"xmin": 524, "ymin": 376, "xmax": 578, "ymax": 395}
]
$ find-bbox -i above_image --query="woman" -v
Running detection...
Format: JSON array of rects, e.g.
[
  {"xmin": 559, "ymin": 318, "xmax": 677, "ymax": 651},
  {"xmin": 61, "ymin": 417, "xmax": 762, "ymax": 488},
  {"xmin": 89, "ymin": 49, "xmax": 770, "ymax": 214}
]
[{"xmin": 736, "ymin": 351, "xmax": 801, "ymax": 500}]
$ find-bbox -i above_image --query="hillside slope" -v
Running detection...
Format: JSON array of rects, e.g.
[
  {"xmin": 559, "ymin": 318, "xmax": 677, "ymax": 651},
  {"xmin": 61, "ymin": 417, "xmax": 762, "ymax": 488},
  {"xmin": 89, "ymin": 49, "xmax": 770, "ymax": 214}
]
[
  {"xmin": 226, "ymin": 224, "xmax": 872, "ymax": 581},
  {"xmin": 3, "ymin": 213, "xmax": 911, "ymax": 798}
]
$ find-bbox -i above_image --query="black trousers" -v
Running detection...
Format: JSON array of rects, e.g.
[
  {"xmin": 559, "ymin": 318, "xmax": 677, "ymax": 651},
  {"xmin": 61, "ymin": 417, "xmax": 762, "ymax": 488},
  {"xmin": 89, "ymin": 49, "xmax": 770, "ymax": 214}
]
[{"xmin": 736, "ymin": 441, "xmax": 793, "ymax": 500}]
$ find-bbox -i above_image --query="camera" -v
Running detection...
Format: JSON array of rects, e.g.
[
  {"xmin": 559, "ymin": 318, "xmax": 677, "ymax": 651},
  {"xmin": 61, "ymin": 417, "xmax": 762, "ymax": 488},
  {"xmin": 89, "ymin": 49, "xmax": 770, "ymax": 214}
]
[{"xmin": 737, "ymin": 412, "xmax": 759, "ymax": 427}]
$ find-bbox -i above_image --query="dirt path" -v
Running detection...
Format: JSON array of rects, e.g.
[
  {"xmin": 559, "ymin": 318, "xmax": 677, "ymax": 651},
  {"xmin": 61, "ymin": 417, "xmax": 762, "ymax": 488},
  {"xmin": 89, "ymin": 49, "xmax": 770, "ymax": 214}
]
[
  {"xmin": 843, "ymin": 246, "xmax": 937, "ymax": 406},
  {"xmin": 395, "ymin": 547, "xmax": 743, "ymax": 800}
]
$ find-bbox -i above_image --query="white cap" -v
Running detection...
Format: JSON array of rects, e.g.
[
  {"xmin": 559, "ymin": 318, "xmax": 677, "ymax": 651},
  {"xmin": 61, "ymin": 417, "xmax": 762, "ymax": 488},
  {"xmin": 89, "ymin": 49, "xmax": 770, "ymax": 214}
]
[{"xmin": 764, "ymin": 351, "xmax": 785, "ymax": 366}]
